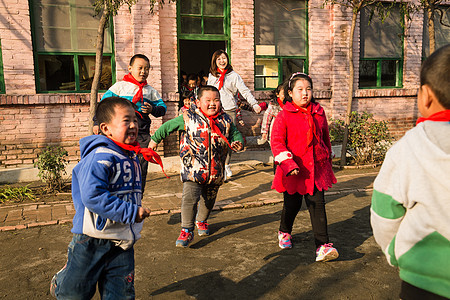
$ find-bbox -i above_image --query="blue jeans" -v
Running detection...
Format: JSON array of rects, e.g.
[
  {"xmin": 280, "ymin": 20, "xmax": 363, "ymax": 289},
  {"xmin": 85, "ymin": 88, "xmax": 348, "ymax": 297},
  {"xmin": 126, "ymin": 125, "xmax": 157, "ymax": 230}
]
[{"xmin": 53, "ymin": 234, "xmax": 135, "ymax": 300}]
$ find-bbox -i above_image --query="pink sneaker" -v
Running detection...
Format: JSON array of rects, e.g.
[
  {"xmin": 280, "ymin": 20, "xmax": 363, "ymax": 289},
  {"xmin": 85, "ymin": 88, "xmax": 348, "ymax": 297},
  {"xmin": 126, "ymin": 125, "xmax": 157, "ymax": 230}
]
[
  {"xmin": 316, "ymin": 243, "xmax": 339, "ymax": 262},
  {"xmin": 278, "ymin": 231, "xmax": 293, "ymax": 249}
]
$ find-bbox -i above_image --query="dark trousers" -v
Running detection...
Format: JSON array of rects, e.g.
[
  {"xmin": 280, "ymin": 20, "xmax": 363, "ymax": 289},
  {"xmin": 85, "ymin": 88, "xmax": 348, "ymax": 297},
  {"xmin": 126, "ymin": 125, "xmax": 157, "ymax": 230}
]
[
  {"xmin": 137, "ymin": 131, "xmax": 151, "ymax": 193},
  {"xmin": 400, "ymin": 281, "xmax": 448, "ymax": 300},
  {"xmin": 279, "ymin": 187, "xmax": 329, "ymax": 248}
]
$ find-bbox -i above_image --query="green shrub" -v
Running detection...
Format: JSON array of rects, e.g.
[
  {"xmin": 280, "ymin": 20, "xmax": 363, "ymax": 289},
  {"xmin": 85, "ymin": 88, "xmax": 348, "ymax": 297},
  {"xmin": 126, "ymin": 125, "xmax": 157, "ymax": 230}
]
[
  {"xmin": 329, "ymin": 111, "xmax": 392, "ymax": 165},
  {"xmin": 34, "ymin": 146, "xmax": 68, "ymax": 192},
  {"xmin": 0, "ymin": 185, "xmax": 36, "ymax": 203}
]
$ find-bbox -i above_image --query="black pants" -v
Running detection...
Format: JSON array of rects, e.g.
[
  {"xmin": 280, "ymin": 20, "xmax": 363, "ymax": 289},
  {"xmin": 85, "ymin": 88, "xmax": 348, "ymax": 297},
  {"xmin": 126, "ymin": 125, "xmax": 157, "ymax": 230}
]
[
  {"xmin": 279, "ymin": 187, "xmax": 329, "ymax": 248},
  {"xmin": 400, "ymin": 281, "xmax": 448, "ymax": 300},
  {"xmin": 137, "ymin": 131, "xmax": 151, "ymax": 193}
]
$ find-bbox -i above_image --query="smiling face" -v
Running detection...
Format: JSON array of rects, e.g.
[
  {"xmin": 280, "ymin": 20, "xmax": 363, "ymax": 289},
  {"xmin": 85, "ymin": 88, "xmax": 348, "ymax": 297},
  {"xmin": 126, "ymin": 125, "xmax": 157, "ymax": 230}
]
[
  {"xmin": 128, "ymin": 57, "xmax": 150, "ymax": 83},
  {"xmin": 289, "ymin": 79, "xmax": 312, "ymax": 108},
  {"xmin": 100, "ymin": 105, "xmax": 138, "ymax": 144},
  {"xmin": 196, "ymin": 90, "xmax": 221, "ymax": 116},
  {"xmin": 216, "ymin": 53, "xmax": 228, "ymax": 71}
]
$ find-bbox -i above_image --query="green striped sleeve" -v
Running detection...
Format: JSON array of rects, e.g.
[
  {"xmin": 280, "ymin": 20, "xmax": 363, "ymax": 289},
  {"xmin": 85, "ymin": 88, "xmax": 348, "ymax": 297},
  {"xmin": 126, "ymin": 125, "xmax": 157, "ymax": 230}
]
[{"xmin": 371, "ymin": 189, "xmax": 406, "ymax": 219}]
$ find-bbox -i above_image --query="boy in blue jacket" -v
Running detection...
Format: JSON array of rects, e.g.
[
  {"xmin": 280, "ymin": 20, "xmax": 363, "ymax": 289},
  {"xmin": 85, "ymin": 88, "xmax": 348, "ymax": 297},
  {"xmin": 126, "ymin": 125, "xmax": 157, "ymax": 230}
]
[{"xmin": 50, "ymin": 97, "xmax": 151, "ymax": 299}]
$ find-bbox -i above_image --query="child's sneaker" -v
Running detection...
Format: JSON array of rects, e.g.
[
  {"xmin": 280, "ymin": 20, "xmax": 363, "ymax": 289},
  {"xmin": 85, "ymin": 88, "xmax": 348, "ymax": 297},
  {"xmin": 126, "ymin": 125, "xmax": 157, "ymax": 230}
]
[
  {"xmin": 175, "ymin": 228, "xmax": 193, "ymax": 248},
  {"xmin": 316, "ymin": 243, "xmax": 339, "ymax": 262},
  {"xmin": 278, "ymin": 231, "xmax": 292, "ymax": 249},
  {"xmin": 196, "ymin": 221, "xmax": 210, "ymax": 236},
  {"xmin": 225, "ymin": 165, "xmax": 232, "ymax": 178}
]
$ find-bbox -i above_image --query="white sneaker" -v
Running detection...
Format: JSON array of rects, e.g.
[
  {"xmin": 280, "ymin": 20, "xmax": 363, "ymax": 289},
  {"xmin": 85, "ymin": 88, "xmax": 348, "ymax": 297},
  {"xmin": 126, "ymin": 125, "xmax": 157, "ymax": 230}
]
[{"xmin": 225, "ymin": 165, "xmax": 232, "ymax": 178}]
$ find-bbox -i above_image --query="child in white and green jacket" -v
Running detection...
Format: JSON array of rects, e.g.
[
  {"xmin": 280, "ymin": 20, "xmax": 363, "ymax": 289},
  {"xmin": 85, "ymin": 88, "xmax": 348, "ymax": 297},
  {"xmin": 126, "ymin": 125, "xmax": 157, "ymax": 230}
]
[{"xmin": 370, "ymin": 44, "xmax": 450, "ymax": 300}]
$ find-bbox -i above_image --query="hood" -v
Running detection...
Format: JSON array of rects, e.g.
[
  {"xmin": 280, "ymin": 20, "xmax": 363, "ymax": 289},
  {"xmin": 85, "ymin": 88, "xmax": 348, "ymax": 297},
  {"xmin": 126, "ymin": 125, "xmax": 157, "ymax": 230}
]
[{"xmin": 79, "ymin": 135, "xmax": 119, "ymax": 159}]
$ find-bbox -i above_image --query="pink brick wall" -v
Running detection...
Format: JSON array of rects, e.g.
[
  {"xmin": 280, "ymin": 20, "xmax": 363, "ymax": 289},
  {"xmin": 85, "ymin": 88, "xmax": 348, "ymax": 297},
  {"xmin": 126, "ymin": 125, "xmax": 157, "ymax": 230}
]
[{"xmin": 0, "ymin": 0, "xmax": 438, "ymax": 169}]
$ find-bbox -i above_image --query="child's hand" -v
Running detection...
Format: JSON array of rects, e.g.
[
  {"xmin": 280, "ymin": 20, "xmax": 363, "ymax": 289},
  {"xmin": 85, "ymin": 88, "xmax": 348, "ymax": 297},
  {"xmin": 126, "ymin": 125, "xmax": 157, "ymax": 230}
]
[
  {"xmin": 149, "ymin": 140, "xmax": 158, "ymax": 150},
  {"xmin": 253, "ymin": 104, "xmax": 262, "ymax": 114},
  {"xmin": 141, "ymin": 102, "xmax": 153, "ymax": 114},
  {"xmin": 93, "ymin": 125, "xmax": 100, "ymax": 135},
  {"xmin": 238, "ymin": 120, "xmax": 245, "ymax": 126},
  {"xmin": 231, "ymin": 141, "xmax": 243, "ymax": 151},
  {"xmin": 135, "ymin": 207, "xmax": 151, "ymax": 223},
  {"xmin": 287, "ymin": 169, "xmax": 299, "ymax": 176}
]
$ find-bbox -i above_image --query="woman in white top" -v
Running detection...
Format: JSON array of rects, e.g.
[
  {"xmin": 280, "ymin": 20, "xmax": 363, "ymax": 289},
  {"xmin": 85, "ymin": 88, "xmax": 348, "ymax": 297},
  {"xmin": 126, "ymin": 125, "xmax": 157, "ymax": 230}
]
[{"xmin": 207, "ymin": 50, "xmax": 261, "ymax": 179}]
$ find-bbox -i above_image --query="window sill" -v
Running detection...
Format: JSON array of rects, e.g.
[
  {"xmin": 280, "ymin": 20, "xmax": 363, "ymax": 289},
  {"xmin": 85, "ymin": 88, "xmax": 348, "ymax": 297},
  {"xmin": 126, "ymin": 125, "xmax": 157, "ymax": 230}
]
[{"xmin": 354, "ymin": 88, "xmax": 417, "ymax": 98}]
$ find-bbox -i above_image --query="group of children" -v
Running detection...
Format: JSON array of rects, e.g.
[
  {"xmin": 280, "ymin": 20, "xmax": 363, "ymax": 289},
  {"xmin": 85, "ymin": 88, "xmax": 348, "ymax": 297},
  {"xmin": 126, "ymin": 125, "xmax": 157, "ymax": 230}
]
[{"xmin": 50, "ymin": 45, "xmax": 450, "ymax": 299}]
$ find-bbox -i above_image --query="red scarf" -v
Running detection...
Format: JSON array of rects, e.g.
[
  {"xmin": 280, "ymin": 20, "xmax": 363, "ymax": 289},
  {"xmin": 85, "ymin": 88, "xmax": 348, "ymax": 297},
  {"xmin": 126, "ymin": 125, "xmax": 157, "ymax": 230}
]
[
  {"xmin": 416, "ymin": 110, "xmax": 450, "ymax": 125},
  {"xmin": 199, "ymin": 109, "xmax": 233, "ymax": 149},
  {"xmin": 292, "ymin": 102, "xmax": 319, "ymax": 150},
  {"xmin": 276, "ymin": 97, "xmax": 284, "ymax": 108},
  {"xmin": 111, "ymin": 139, "xmax": 169, "ymax": 179},
  {"xmin": 123, "ymin": 73, "xmax": 147, "ymax": 105},
  {"xmin": 217, "ymin": 68, "xmax": 227, "ymax": 90}
]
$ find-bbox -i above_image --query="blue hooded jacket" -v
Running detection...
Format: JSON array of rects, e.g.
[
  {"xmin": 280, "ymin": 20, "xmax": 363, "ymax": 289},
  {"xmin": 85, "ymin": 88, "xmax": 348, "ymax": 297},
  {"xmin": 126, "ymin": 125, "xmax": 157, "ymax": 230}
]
[{"xmin": 71, "ymin": 135, "xmax": 143, "ymax": 250}]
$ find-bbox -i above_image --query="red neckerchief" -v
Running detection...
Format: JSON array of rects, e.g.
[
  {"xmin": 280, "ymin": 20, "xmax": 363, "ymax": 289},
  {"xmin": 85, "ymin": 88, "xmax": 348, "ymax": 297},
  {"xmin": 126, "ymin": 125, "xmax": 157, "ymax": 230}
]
[
  {"xmin": 292, "ymin": 102, "xmax": 319, "ymax": 149},
  {"xmin": 416, "ymin": 110, "xmax": 450, "ymax": 125},
  {"xmin": 111, "ymin": 139, "xmax": 169, "ymax": 179},
  {"xmin": 199, "ymin": 109, "xmax": 233, "ymax": 149},
  {"xmin": 276, "ymin": 97, "xmax": 284, "ymax": 108},
  {"xmin": 217, "ymin": 68, "xmax": 227, "ymax": 90},
  {"xmin": 123, "ymin": 73, "xmax": 147, "ymax": 105}
]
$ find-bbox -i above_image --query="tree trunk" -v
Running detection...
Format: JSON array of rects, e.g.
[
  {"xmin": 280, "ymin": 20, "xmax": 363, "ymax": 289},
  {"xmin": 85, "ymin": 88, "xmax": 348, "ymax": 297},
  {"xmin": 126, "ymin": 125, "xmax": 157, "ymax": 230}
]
[
  {"xmin": 340, "ymin": 10, "xmax": 358, "ymax": 167},
  {"xmin": 428, "ymin": 6, "xmax": 435, "ymax": 54},
  {"xmin": 88, "ymin": 3, "xmax": 109, "ymax": 135}
]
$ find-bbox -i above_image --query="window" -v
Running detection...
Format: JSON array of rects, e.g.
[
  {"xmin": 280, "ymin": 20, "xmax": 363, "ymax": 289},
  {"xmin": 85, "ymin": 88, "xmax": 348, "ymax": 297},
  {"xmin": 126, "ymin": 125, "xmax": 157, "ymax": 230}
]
[
  {"xmin": 31, "ymin": 0, "xmax": 114, "ymax": 92},
  {"xmin": 422, "ymin": 5, "xmax": 450, "ymax": 58},
  {"xmin": 254, "ymin": 0, "xmax": 307, "ymax": 90},
  {"xmin": 0, "ymin": 39, "xmax": 5, "ymax": 94},
  {"xmin": 179, "ymin": 0, "xmax": 228, "ymax": 36},
  {"xmin": 359, "ymin": 4, "xmax": 404, "ymax": 88}
]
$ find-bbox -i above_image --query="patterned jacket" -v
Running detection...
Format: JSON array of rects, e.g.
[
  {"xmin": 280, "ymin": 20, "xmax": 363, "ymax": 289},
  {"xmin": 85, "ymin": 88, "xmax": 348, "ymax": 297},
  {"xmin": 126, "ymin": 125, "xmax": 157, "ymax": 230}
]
[{"xmin": 151, "ymin": 105, "xmax": 244, "ymax": 185}]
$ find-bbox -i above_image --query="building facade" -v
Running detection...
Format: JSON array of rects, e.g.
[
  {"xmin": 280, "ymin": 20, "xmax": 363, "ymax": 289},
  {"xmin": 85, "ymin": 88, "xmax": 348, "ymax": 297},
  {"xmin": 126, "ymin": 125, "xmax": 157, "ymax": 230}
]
[{"xmin": 0, "ymin": 0, "xmax": 449, "ymax": 168}]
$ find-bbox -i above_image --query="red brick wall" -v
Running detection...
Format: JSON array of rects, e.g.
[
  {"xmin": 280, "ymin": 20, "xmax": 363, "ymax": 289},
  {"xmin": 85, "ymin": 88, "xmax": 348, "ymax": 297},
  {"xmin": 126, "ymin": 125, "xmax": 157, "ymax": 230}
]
[{"xmin": 0, "ymin": 0, "xmax": 439, "ymax": 170}]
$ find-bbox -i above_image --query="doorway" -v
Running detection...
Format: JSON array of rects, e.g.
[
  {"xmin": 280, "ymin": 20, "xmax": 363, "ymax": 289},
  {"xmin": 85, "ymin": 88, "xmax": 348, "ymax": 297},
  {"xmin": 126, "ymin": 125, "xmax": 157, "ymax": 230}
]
[{"xmin": 179, "ymin": 40, "xmax": 226, "ymax": 80}]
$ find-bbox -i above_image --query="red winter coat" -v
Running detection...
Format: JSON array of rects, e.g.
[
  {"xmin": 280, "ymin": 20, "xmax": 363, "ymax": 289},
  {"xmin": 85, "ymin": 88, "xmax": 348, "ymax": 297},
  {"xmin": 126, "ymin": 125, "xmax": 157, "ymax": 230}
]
[{"xmin": 270, "ymin": 101, "xmax": 336, "ymax": 195}]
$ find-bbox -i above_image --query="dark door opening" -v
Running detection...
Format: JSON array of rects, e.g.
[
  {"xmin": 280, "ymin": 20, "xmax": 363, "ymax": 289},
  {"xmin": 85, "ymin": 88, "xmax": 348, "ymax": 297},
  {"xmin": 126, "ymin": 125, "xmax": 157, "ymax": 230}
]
[{"xmin": 179, "ymin": 40, "xmax": 226, "ymax": 81}]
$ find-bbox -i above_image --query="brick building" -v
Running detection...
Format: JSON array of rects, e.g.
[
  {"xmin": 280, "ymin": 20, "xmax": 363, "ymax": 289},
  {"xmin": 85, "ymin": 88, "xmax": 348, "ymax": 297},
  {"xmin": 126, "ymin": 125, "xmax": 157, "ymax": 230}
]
[{"xmin": 0, "ymin": 0, "xmax": 449, "ymax": 169}]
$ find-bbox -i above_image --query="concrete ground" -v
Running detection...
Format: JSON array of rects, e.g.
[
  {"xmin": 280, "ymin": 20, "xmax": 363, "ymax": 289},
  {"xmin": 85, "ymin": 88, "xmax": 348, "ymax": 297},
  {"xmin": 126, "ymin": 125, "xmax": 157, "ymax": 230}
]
[{"xmin": 0, "ymin": 153, "xmax": 402, "ymax": 299}]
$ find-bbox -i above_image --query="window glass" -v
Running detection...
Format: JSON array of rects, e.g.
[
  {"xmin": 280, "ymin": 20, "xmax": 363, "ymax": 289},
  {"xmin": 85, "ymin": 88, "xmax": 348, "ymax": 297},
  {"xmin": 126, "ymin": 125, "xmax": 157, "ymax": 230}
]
[
  {"xmin": 360, "ymin": 6, "xmax": 403, "ymax": 58},
  {"xmin": 422, "ymin": 6, "xmax": 450, "ymax": 57},
  {"xmin": 255, "ymin": 58, "xmax": 278, "ymax": 89},
  {"xmin": 38, "ymin": 55, "xmax": 75, "ymax": 91},
  {"xmin": 32, "ymin": 0, "xmax": 114, "ymax": 92},
  {"xmin": 255, "ymin": 0, "xmax": 307, "ymax": 89},
  {"xmin": 0, "ymin": 39, "xmax": 4, "ymax": 93},
  {"xmin": 255, "ymin": 0, "xmax": 307, "ymax": 57},
  {"xmin": 179, "ymin": 0, "xmax": 225, "ymax": 35},
  {"xmin": 78, "ymin": 56, "xmax": 112, "ymax": 90},
  {"xmin": 359, "ymin": 4, "xmax": 403, "ymax": 88}
]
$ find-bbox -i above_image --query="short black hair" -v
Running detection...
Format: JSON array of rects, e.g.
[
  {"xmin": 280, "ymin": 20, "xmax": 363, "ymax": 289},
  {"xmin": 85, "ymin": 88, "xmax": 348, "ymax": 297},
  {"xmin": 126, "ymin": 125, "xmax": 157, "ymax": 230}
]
[
  {"xmin": 420, "ymin": 44, "xmax": 450, "ymax": 109},
  {"xmin": 197, "ymin": 85, "xmax": 220, "ymax": 99},
  {"xmin": 96, "ymin": 97, "xmax": 134, "ymax": 125},
  {"xmin": 187, "ymin": 73, "xmax": 198, "ymax": 82},
  {"xmin": 129, "ymin": 54, "xmax": 150, "ymax": 66}
]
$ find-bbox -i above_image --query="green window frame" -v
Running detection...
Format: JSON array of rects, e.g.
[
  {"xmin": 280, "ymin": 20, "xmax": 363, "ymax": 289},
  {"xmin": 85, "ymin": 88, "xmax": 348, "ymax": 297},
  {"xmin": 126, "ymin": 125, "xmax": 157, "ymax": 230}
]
[
  {"xmin": 30, "ymin": 0, "xmax": 116, "ymax": 93},
  {"xmin": 178, "ymin": 0, "xmax": 230, "ymax": 40},
  {"xmin": 254, "ymin": 0, "xmax": 308, "ymax": 90},
  {"xmin": 422, "ymin": 5, "xmax": 450, "ymax": 58},
  {"xmin": 0, "ymin": 39, "xmax": 5, "ymax": 94},
  {"xmin": 359, "ymin": 3, "xmax": 404, "ymax": 89}
]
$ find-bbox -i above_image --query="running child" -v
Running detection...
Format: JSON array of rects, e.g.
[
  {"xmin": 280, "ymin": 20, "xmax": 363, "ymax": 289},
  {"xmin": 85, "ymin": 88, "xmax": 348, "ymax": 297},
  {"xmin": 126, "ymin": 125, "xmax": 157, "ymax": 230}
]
[
  {"xmin": 95, "ymin": 54, "xmax": 167, "ymax": 192},
  {"xmin": 149, "ymin": 85, "xmax": 244, "ymax": 247},
  {"xmin": 371, "ymin": 44, "xmax": 450, "ymax": 299},
  {"xmin": 50, "ymin": 97, "xmax": 152, "ymax": 299},
  {"xmin": 258, "ymin": 81, "xmax": 286, "ymax": 145},
  {"xmin": 271, "ymin": 73, "xmax": 338, "ymax": 262}
]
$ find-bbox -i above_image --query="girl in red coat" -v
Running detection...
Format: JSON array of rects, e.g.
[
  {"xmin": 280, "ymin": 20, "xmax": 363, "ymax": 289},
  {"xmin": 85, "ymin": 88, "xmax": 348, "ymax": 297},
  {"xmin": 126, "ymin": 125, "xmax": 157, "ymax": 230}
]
[{"xmin": 271, "ymin": 72, "xmax": 338, "ymax": 262}]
